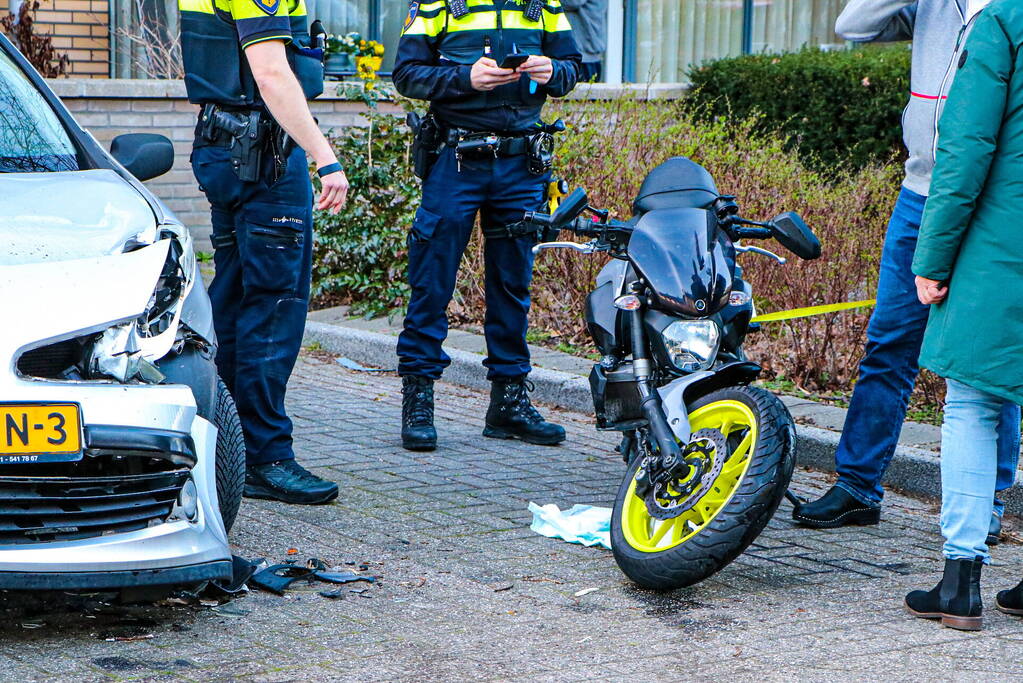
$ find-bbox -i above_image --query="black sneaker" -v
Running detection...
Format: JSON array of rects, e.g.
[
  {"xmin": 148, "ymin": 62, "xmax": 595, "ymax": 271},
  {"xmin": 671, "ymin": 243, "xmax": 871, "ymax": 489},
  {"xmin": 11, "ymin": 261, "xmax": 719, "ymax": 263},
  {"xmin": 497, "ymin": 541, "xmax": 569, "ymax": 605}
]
[
  {"xmin": 483, "ymin": 376, "xmax": 565, "ymax": 446},
  {"xmin": 244, "ymin": 460, "xmax": 339, "ymax": 505},
  {"xmin": 791, "ymin": 485, "xmax": 880, "ymax": 528},
  {"xmin": 402, "ymin": 376, "xmax": 437, "ymax": 451}
]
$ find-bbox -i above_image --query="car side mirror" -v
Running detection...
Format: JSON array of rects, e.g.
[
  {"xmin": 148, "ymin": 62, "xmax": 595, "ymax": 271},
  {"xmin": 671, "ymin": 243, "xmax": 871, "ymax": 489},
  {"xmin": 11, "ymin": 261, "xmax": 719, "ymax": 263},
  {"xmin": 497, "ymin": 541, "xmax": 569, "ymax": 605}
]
[
  {"xmin": 771, "ymin": 211, "xmax": 821, "ymax": 260},
  {"xmin": 110, "ymin": 133, "xmax": 175, "ymax": 181},
  {"xmin": 551, "ymin": 187, "xmax": 588, "ymax": 227}
]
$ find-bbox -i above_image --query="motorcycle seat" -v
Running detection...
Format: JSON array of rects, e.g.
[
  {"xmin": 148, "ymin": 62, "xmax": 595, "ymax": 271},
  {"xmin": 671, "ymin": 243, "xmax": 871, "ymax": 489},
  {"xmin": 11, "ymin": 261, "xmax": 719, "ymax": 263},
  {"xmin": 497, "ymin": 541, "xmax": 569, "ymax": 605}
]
[{"xmin": 633, "ymin": 157, "xmax": 719, "ymax": 215}]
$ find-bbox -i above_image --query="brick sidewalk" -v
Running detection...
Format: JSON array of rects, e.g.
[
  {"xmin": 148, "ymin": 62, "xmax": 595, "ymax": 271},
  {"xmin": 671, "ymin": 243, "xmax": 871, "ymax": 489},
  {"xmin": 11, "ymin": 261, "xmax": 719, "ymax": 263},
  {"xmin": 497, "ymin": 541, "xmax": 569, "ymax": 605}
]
[{"xmin": 2, "ymin": 353, "xmax": 1022, "ymax": 681}]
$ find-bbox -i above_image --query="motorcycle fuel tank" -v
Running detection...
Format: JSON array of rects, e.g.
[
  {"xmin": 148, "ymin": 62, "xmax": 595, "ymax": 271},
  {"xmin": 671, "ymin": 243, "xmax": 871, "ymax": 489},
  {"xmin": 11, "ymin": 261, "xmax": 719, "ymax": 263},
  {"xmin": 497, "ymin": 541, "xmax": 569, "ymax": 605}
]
[{"xmin": 627, "ymin": 207, "xmax": 733, "ymax": 318}]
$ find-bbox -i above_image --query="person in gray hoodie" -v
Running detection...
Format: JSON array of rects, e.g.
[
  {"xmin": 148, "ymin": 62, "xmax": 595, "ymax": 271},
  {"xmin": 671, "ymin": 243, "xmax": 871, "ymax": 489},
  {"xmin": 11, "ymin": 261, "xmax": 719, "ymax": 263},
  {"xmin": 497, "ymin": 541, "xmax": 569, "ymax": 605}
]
[
  {"xmin": 792, "ymin": 0, "xmax": 1021, "ymax": 532},
  {"xmin": 562, "ymin": 0, "xmax": 606, "ymax": 82}
]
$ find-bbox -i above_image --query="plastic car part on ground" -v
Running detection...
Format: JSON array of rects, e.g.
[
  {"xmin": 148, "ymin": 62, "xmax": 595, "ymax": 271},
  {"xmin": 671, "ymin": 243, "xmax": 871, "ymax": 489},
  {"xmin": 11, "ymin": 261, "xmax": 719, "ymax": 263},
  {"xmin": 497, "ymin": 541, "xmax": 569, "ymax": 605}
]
[
  {"xmin": 528, "ymin": 502, "xmax": 612, "ymax": 549},
  {"xmin": 248, "ymin": 557, "xmax": 377, "ymax": 595}
]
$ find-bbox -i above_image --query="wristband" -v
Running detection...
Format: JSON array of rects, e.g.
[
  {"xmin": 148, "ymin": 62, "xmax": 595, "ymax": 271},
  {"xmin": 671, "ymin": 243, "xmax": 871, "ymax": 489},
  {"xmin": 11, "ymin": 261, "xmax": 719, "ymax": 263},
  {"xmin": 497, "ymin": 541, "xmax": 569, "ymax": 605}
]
[{"xmin": 317, "ymin": 162, "xmax": 343, "ymax": 177}]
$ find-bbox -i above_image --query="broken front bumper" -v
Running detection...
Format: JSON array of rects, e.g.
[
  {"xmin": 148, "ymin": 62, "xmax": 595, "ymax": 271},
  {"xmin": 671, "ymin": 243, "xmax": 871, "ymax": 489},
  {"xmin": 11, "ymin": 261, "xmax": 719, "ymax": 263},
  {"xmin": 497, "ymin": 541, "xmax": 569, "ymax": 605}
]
[{"xmin": 0, "ymin": 244, "xmax": 232, "ymax": 590}]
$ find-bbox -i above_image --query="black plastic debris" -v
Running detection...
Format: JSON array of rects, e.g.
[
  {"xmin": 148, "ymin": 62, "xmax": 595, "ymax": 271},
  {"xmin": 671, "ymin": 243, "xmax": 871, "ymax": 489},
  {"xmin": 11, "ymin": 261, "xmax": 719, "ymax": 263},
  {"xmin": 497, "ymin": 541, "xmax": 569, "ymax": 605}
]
[{"xmin": 249, "ymin": 557, "xmax": 377, "ymax": 596}]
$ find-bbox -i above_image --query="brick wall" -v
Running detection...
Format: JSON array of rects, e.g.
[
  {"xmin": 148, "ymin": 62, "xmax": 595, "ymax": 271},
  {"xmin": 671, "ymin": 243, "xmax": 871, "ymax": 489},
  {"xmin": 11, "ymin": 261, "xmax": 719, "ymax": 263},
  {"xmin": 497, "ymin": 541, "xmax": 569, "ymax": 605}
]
[
  {"xmin": 34, "ymin": 0, "xmax": 111, "ymax": 77},
  {"xmin": 43, "ymin": 79, "xmax": 684, "ymax": 253}
]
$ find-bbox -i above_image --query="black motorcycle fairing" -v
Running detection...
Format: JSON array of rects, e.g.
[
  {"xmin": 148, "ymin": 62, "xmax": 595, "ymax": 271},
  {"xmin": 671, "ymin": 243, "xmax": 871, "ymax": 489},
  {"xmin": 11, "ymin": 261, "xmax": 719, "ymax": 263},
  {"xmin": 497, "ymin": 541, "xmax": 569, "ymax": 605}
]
[
  {"xmin": 585, "ymin": 259, "xmax": 632, "ymax": 356},
  {"xmin": 633, "ymin": 157, "xmax": 719, "ymax": 215},
  {"xmin": 589, "ymin": 363, "xmax": 644, "ymax": 429},
  {"xmin": 628, "ymin": 208, "xmax": 734, "ymax": 318},
  {"xmin": 718, "ymin": 278, "xmax": 753, "ymax": 355}
]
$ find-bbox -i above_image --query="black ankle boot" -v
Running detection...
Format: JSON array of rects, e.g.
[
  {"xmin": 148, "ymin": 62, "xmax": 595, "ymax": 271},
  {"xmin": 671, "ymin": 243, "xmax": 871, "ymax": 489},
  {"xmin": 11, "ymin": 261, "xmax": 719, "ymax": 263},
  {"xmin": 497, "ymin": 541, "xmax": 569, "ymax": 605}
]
[
  {"xmin": 483, "ymin": 376, "xmax": 565, "ymax": 446},
  {"xmin": 905, "ymin": 557, "xmax": 984, "ymax": 631},
  {"xmin": 401, "ymin": 376, "xmax": 437, "ymax": 451},
  {"xmin": 996, "ymin": 578, "xmax": 1023, "ymax": 616}
]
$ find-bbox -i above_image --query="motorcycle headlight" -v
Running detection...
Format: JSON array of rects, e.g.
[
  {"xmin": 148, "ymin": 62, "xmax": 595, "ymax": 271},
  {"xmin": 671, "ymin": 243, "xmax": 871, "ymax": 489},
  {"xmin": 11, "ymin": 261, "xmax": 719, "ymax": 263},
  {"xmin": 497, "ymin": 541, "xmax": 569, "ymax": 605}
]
[{"xmin": 662, "ymin": 320, "xmax": 721, "ymax": 372}]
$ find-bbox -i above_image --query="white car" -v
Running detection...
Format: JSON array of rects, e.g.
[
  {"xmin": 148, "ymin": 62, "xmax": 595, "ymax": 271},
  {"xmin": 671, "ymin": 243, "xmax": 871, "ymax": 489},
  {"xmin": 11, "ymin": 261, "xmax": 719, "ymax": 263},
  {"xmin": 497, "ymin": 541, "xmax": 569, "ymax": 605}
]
[{"xmin": 0, "ymin": 35, "xmax": 244, "ymax": 591}]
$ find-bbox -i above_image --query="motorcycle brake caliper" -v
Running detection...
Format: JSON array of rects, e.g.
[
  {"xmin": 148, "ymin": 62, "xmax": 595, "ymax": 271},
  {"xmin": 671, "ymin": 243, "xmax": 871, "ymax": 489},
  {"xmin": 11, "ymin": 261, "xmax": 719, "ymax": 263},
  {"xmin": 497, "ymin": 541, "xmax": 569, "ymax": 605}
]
[{"xmin": 642, "ymin": 428, "xmax": 729, "ymax": 521}]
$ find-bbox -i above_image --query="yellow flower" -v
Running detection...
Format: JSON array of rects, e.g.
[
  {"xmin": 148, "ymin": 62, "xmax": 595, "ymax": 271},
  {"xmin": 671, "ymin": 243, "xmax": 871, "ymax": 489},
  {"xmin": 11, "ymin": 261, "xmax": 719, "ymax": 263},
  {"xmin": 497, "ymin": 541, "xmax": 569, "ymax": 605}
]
[{"xmin": 374, "ymin": 44, "xmax": 384, "ymax": 56}]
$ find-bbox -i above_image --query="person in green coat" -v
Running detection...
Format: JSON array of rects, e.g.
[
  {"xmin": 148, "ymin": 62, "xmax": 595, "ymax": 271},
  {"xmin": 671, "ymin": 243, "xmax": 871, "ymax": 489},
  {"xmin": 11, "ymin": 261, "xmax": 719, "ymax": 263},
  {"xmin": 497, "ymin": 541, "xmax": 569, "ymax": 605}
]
[{"xmin": 906, "ymin": 0, "xmax": 1023, "ymax": 631}]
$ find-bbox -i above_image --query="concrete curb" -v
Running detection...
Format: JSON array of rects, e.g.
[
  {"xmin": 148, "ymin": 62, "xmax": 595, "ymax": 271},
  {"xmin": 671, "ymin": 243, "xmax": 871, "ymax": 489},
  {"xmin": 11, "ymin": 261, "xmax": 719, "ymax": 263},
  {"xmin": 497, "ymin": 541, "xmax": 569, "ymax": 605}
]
[{"xmin": 303, "ymin": 320, "xmax": 1023, "ymax": 517}]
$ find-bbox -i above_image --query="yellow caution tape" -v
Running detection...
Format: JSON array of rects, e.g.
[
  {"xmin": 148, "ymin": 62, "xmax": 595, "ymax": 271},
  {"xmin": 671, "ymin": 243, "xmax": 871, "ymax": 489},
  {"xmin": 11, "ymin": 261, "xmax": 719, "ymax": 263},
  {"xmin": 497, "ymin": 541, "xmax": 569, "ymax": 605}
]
[{"xmin": 750, "ymin": 299, "xmax": 876, "ymax": 323}]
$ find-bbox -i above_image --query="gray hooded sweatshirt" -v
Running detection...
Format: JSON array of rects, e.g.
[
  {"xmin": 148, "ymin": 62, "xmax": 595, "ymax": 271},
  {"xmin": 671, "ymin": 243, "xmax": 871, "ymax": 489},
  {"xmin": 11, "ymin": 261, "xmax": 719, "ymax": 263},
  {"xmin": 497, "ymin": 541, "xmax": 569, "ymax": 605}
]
[
  {"xmin": 562, "ymin": 0, "xmax": 607, "ymax": 64},
  {"xmin": 836, "ymin": 0, "xmax": 982, "ymax": 196}
]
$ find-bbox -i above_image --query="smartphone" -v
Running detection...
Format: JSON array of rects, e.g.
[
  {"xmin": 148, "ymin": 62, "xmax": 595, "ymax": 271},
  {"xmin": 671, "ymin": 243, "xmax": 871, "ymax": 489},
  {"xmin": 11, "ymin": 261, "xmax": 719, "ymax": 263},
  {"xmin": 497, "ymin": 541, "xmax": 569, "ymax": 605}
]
[{"xmin": 500, "ymin": 53, "xmax": 529, "ymax": 70}]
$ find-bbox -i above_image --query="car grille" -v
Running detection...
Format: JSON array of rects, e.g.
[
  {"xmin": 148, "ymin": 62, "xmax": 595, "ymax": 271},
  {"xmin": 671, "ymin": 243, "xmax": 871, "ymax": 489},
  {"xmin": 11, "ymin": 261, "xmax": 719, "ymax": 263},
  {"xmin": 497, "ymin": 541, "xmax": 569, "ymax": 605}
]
[
  {"xmin": 0, "ymin": 454, "xmax": 188, "ymax": 544},
  {"xmin": 17, "ymin": 339, "xmax": 85, "ymax": 379}
]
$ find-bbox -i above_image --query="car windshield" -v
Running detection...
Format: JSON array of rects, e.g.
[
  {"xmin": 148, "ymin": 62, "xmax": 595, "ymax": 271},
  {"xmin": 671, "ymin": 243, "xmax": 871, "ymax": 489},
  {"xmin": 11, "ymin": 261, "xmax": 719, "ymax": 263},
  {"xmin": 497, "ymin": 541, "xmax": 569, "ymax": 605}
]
[{"xmin": 0, "ymin": 50, "xmax": 79, "ymax": 173}]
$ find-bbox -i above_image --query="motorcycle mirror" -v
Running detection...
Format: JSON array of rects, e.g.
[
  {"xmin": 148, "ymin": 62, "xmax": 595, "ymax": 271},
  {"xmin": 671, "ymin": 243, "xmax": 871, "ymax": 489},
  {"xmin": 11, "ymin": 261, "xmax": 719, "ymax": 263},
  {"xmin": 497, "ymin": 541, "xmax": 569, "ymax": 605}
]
[
  {"xmin": 770, "ymin": 211, "xmax": 821, "ymax": 260},
  {"xmin": 551, "ymin": 187, "xmax": 588, "ymax": 227}
]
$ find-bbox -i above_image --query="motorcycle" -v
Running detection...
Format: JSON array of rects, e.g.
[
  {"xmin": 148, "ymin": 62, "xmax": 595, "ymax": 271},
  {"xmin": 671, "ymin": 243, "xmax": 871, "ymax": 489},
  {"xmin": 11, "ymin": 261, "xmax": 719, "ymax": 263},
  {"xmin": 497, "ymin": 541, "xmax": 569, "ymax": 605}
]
[{"xmin": 521, "ymin": 157, "xmax": 821, "ymax": 589}]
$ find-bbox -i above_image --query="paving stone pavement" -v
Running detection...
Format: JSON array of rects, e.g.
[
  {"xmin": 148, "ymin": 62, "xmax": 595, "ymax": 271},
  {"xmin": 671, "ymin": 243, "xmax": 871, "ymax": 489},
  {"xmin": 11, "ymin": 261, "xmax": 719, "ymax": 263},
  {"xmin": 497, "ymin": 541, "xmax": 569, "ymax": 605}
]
[{"xmin": 2, "ymin": 353, "xmax": 1023, "ymax": 682}]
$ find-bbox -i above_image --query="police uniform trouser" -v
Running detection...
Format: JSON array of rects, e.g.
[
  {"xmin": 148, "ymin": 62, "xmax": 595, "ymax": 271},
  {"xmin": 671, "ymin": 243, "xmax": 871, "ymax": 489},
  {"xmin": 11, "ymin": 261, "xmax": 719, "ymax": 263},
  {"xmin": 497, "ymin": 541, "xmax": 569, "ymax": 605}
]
[
  {"xmin": 397, "ymin": 145, "xmax": 550, "ymax": 380},
  {"xmin": 192, "ymin": 142, "xmax": 313, "ymax": 466}
]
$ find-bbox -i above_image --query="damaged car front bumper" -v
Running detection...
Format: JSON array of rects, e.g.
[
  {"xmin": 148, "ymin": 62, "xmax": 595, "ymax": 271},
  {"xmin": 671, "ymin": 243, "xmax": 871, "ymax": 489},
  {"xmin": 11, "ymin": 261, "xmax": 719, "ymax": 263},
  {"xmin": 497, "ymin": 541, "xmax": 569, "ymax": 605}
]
[{"xmin": 0, "ymin": 243, "xmax": 231, "ymax": 590}]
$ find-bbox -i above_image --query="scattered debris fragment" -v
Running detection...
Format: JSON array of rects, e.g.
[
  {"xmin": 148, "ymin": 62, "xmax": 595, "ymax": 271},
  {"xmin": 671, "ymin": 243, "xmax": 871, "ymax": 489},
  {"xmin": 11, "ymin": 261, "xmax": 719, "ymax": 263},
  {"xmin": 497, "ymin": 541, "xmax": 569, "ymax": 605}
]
[
  {"xmin": 488, "ymin": 582, "xmax": 514, "ymax": 592},
  {"xmin": 105, "ymin": 634, "xmax": 154, "ymax": 642},
  {"xmin": 336, "ymin": 357, "xmax": 394, "ymax": 373},
  {"xmin": 249, "ymin": 557, "xmax": 377, "ymax": 596},
  {"xmin": 573, "ymin": 587, "xmax": 599, "ymax": 598}
]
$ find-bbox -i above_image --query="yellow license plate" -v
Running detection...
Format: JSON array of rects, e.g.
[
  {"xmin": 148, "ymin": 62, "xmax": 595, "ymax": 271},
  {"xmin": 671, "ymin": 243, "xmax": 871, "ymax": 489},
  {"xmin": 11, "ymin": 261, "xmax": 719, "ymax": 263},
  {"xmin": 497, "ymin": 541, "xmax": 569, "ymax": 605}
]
[{"xmin": 0, "ymin": 403, "xmax": 82, "ymax": 463}]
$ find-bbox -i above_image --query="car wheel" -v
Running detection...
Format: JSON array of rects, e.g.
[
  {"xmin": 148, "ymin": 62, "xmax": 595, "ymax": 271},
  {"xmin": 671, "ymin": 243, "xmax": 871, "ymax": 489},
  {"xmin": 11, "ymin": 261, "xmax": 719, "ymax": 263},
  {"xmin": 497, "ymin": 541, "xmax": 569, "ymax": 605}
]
[{"xmin": 214, "ymin": 379, "xmax": 246, "ymax": 533}]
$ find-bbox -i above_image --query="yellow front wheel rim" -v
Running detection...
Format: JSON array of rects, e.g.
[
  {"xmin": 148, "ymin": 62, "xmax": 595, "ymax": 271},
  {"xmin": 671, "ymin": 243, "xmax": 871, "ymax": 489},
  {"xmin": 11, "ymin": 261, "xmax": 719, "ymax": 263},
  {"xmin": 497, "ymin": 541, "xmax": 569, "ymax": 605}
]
[{"xmin": 620, "ymin": 400, "xmax": 758, "ymax": 553}]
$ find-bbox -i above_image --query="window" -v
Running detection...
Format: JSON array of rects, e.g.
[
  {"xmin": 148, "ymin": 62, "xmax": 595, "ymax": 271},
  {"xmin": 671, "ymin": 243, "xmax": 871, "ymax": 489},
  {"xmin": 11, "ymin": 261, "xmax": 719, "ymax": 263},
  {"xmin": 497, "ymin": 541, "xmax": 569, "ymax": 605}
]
[
  {"xmin": 0, "ymin": 50, "xmax": 79, "ymax": 172},
  {"xmin": 305, "ymin": 0, "xmax": 407, "ymax": 71},
  {"xmin": 624, "ymin": 0, "xmax": 847, "ymax": 83}
]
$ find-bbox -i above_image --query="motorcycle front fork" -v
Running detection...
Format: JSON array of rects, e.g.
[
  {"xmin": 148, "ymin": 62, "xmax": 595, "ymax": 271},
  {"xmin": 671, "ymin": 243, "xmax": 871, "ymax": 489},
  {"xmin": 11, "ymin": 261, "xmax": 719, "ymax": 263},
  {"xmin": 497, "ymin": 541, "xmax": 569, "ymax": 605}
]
[{"xmin": 629, "ymin": 308, "xmax": 683, "ymax": 465}]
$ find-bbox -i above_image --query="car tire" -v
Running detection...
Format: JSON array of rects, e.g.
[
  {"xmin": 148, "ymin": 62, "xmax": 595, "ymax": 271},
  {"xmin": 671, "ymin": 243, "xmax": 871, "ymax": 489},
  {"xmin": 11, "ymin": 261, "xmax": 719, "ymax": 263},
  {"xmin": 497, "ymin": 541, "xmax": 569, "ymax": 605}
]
[{"xmin": 214, "ymin": 379, "xmax": 246, "ymax": 533}]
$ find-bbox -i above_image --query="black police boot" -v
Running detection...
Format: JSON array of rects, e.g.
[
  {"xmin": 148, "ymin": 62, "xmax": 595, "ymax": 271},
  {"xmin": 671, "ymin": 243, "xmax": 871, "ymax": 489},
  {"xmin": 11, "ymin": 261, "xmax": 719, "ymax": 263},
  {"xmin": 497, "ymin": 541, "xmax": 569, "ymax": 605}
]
[
  {"xmin": 483, "ymin": 376, "xmax": 566, "ymax": 446},
  {"xmin": 791, "ymin": 485, "xmax": 881, "ymax": 528},
  {"xmin": 988, "ymin": 510, "xmax": 1003, "ymax": 546},
  {"xmin": 996, "ymin": 578, "xmax": 1023, "ymax": 616},
  {"xmin": 905, "ymin": 557, "xmax": 984, "ymax": 631},
  {"xmin": 402, "ymin": 376, "xmax": 437, "ymax": 451},
  {"xmin": 244, "ymin": 459, "xmax": 339, "ymax": 505}
]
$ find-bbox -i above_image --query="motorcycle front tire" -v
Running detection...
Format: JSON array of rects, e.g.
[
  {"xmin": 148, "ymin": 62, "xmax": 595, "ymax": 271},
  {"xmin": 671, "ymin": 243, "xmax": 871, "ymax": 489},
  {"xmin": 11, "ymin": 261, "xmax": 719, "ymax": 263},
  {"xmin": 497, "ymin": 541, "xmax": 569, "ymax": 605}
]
[{"xmin": 610, "ymin": 386, "xmax": 795, "ymax": 590}]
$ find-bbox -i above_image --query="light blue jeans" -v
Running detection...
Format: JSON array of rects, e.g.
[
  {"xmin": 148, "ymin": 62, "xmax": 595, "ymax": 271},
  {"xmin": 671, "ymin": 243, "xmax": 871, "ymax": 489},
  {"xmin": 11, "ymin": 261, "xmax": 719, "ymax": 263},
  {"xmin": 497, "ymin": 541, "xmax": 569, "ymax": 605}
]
[{"xmin": 941, "ymin": 379, "xmax": 1022, "ymax": 562}]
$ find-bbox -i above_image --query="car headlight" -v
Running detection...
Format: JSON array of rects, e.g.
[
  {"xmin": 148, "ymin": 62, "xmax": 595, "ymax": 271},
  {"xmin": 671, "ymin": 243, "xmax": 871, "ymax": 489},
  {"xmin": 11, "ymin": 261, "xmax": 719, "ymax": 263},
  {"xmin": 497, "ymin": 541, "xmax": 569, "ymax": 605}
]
[{"xmin": 662, "ymin": 320, "xmax": 721, "ymax": 372}]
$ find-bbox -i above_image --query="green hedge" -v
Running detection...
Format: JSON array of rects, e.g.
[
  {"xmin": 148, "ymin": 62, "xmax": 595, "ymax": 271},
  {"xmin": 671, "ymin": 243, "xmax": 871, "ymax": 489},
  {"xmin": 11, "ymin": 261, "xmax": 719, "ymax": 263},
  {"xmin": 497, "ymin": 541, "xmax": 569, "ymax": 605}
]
[{"xmin": 686, "ymin": 46, "xmax": 910, "ymax": 170}]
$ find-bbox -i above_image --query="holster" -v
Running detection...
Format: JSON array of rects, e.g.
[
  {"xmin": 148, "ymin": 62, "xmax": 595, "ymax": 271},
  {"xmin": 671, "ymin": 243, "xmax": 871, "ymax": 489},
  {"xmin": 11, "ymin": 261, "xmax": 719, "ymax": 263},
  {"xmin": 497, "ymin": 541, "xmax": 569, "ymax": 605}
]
[
  {"xmin": 199, "ymin": 104, "xmax": 288, "ymax": 183},
  {"xmin": 407, "ymin": 112, "xmax": 444, "ymax": 180}
]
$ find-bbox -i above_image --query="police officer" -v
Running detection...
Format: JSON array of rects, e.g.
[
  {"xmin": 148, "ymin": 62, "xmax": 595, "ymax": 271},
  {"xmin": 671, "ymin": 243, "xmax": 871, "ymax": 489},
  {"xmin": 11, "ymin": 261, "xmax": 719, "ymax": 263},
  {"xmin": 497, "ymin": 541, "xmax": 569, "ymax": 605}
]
[
  {"xmin": 393, "ymin": 0, "xmax": 582, "ymax": 451},
  {"xmin": 178, "ymin": 0, "xmax": 348, "ymax": 503}
]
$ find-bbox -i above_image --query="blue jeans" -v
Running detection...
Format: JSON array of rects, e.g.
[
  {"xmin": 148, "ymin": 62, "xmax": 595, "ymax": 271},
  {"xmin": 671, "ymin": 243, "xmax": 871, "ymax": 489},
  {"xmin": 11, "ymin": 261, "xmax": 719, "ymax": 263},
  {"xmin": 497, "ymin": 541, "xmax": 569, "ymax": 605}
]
[
  {"xmin": 834, "ymin": 187, "xmax": 1020, "ymax": 510},
  {"xmin": 941, "ymin": 379, "xmax": 1020, "ymax": 561},
  {"xmin": 192, "ymin": 143, "xmax": 313, "ymax": 466}
]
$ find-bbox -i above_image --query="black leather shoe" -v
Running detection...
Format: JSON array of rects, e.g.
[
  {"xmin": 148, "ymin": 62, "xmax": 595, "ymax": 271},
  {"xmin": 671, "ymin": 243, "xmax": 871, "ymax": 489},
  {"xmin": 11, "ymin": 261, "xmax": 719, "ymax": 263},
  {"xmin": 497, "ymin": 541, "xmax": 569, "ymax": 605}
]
[
  {"xmin": 402, "ymin": 376, "xmax": 437, "ymax": 451},
  {"xmin": 483, "ymin": 376, "xmax": 565, "ymax": 446},
  {"xmin": 906, "ymin": 557, "xmax": 984, "ymax": 631},
  {"xmin": 996, "ymin": 578, "xmax": 1023, "ymax": 616},
  {"xmin": 988, "ymin": 511, "xmax": 1002, "ymax": 546},
  {"xmin": 791, "ymin": 485, "xmax": 880, "ymax": 528},
  {"xmin": 244, "ymin": 460, "xmax": 339, "ymax": 505}
]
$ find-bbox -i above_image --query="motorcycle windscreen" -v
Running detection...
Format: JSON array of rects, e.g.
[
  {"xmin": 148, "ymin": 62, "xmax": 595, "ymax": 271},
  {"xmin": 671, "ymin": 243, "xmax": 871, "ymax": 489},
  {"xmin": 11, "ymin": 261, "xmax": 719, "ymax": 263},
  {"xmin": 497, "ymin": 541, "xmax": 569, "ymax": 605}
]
[{"xmin": 627, "ymin": 208, "xmax": 733, "ymax": 317}]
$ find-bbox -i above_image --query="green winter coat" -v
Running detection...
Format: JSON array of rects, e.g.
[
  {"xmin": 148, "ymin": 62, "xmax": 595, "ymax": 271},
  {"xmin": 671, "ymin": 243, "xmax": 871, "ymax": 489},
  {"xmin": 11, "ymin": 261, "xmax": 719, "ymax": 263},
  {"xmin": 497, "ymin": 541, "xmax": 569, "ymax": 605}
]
[{"xmin": 912, "ymin": 0, "xmax": 1023, "ymax": 405}]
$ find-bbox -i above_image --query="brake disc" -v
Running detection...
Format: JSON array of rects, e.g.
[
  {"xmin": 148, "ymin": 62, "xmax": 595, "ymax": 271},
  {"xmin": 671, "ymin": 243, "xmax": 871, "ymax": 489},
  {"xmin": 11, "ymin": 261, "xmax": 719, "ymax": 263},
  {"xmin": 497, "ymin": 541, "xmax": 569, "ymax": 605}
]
[{"xmin": 643, "ymin": 428, "xmax": 729, "ymax": 521}]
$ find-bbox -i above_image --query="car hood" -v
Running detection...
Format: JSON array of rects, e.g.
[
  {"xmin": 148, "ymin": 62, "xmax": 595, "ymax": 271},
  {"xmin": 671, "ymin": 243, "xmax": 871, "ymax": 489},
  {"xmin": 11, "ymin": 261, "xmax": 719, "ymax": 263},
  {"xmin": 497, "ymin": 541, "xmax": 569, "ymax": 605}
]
[{"xmin": 0, "ymin": 169, "xmax": 157, "ymax": 266}]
